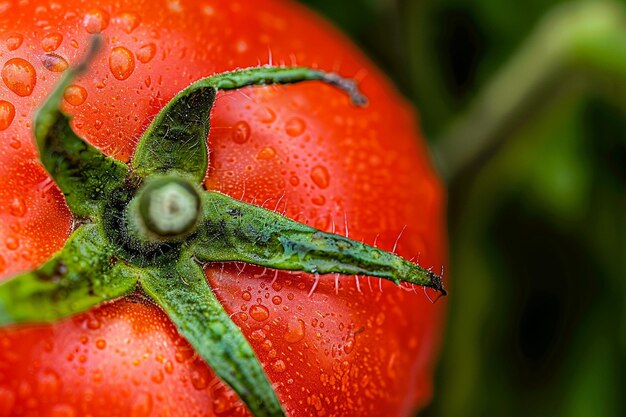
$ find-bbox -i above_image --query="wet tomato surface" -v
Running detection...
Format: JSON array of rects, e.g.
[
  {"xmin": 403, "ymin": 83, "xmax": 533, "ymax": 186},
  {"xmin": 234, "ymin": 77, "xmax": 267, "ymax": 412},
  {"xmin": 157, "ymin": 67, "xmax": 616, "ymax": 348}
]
[{"xmin": 0, "ymin": 0, "xmax": 446, "ymax": 415}]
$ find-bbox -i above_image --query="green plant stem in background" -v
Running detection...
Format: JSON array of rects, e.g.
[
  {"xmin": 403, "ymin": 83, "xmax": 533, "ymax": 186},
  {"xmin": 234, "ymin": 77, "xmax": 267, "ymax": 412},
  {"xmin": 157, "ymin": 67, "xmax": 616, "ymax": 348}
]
[{"xmin": 432, "ymin": 0, "xmax": 626, "ymax": 182}]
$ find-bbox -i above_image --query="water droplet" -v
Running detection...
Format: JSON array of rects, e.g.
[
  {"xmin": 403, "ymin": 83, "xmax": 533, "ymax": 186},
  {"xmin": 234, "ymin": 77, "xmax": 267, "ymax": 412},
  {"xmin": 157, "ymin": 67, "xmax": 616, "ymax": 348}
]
[
  {"xmin": 311, "ymin": 195, "xmax": 326, "ymax": 206},
  {"xmin": 241, "ymin": 291, "xmax": 251, "ymax": 301},
  {"xmin": 150, "ymin": 369, "xmax": 164, "ymax": 384},
  {"xmin": 109, "ymin": 47, "xmax": 135, "ymax": 80},
  {"xmin": 6, "ymin": 34, "xmax": 23, "ymax": 51},
  {"xmin": 261, "ymin": 339, "xmax": 273, "ymax": 352},
  {"xmin": 9, "ymin": 138, "xmax": 20, "ymax": 149},
  {"xmin": 203, "ymin": 5, "xmax": 215, "ymax": 16},
  {"xmin": 0, "ymin": 255, "xmax": 6, "ymax": 273},
  {"xmin": 271, "ymin": 296, "xmax": 282, "ymax": 305},
  {"xmin": 63, "ymin": 84, "xmax": 87, "ymax": 106},
  {"xmin": 37, "ymin": 369, "xmax": 61, "ymax": 396},
  {"xmin": 86, "ymin": 317, "xmax": 101, "ymax": 329},
  {"xmin": 130, "ymin": 392, "xmax": 153, "ymax": 417},
  {"xmin": 250, "ymin": 329, "xmax": 266, "ymax": 342},
  {"xmin": 0, "ymin": 100, "xmax": 16, "ymax": 130},
  {"xmin": 8, "ymin": 196, "xmax": 26, "ymax": 217},
  {"xmin": 285, "ymin": 117, "xmax": 305, "ymax": 136},
  {"xmin": 272, "ymin": 359, "xmax": 286, "ymax": 373},
  {"xmin": 95, "ymin": 339, "xmax": 106, "ymax": 350},
  {"xmin": 91, "ymin": 369, "xmax": 103, "ymax": 383},
  {"xmin": 310, "ymin": 165, "xmax": 330, "ymax": 189},
  {"xmin": 41, "ymin": 33, "xmax": 63, "ymax": 52},
  {"xmin": 259, "ymin": 107, "xmax": 276, "ymax": 123},
  {"xmin": 344, "ymin": 337, "xmax": 355, "ymax": 354},
  {"xmin": 256, "ymin": 146, "xmax": 275, "ymax": 160},
  {"xmin": 190, "ymin": 366, "xmax": 210, "ymax": 390},
  {"xmin": 212, "ymin": 389, "xmax": 235, "ymax": 415},
  {"xmin": 174, "ymin": 345, "xmax": 195, "ymax": 363},
  {"xmin": 284, "ymin": 317, "xmax": 305, "ymax": 343},
  {"xmin": 249, "ymin": 305, "xmax": 269, "ymax": 321},
  {"xmin": 41, "ymin": 53, "xmax": 69, "ymax": 72},
  {"xmin": 164, "ymin": 360, "xmax": 174, "ymax": 374},
  {"xmin": 118, "ymin": 12, "xmax": 141, "ymax": 33},
  {"xmin": 6, "ymin": 236, "xmax": 19, "ymax": 250},
  {"xmin": 2, "ymin": 58, "xmax": 36, "ymax": 96},
  {"xmin": 84, "ymin": 9, "xmax": 110, "ymax": 33},
  {"xmin": 232, "ymin": 120, "xmax": 250, "ymax": 143},
  {"xmin": 136, "ymin": 43, "xmax": 156, "ymax": 63}
]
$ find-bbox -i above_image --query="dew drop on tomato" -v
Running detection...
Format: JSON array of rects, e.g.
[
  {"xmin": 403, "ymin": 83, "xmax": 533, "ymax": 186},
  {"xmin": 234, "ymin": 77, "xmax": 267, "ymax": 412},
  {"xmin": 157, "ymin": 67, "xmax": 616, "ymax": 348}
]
[
  {"xmin": 212, "ymin": 388, "xmax": 236, "ymax": 415},
  {"xmin": 5, "ymin": 236, "xmax": 19, "ymax": 250},
  {"xmin": 2, "ymin": 58, "xmax": 36, "ymax": 97},
  {"xmin": 83, "ymin": 8, "xmax": 110, "ymax": 33},
  {"xmin": 256, "ymin": 146, "xmax": 276, "ymax": 160},
  {"xmin": 289, "ymin": 175, "xmax": 300, "ymax": 186},
  {"xmin": 231, "ymin": 120, "xmax": 251, "ymax": 144},
  {"xmin": 150, "ymin": 369, "xmax": 164, "ymax": 384},
  {"xmin": 344, "ymin": 336, "xmax": 355, "ymax": 354},
  {"xmin": 6, "ymin": 34, "xmax": 23, "ymax": 51},
  {"xmin": 41, "ymin": 33, "xmax": 63, "ymax": 52},
  {"xmin": 130, "ymin": 392, "xmax": 153, "ymax": 417},
  {"xmin": 0, "ymin": 100, "xmax": 16, "ymax": 131},
  {"xmin": 312, "ymin": 195, "xmax": 326, "ymax": 206},
  {"xmin": 63, "ymin": 84, "xmax": 88, "ymax": 106},
  {"xmin": 190, "ymin": 364, "xmax": 210, "ymax": 390},
  {"xmin": 249, "ymin": 304, "xmax": 270, "ymax": 321},
  {"xmin": 164, "ymin": 360, "xmax": 174, "ymax": 374},
  {"xmin": 41, "ymin": 53, "xmax": 69, "ymax": 72},
  {"xmin": 109, "ymin": 47, "xmax": 135, "ymax": 80},
  {"xmin": 118, "ymin": 12, "xmax": 141, "ymax": 34},
  {"xmin": 259, "ymin": 107, "xmax": 276, "ymax": 123},
  {"xmin": 241, "ymin": 291, "xmax": 251, "ymax": 301},
  {"xmin": 261, "ymin": 339, "xmax": 273, "ymax": 352},
  {"xmin": 8, "ymin": 196, "xmax": 26, "ymax": 217},
  {"xmin": 136, "ymin": 43, "xmax": 156, "ymax": 63},
  {"xmin": 272, "ymin": 295, "xmax": 282, "ymax": 305},
  {"xmin": 174, "ymin": 345, "xmax": 195, "ymax": 363},
  {"xmin": 285, "ymin": 117, "xmax": 306, "ymax": 137},
  {"xmin": 284, "ymin": 317, "xmax": 306, "ymax": 343},
  {"xmin": 91, "ymin": 369, "xmax": 103, "ymax": 383},
  {"xmin": 86, "ymin": 316, "xmax": 101, "ymax": 329},
  {"xmin": 95, "ymin": 339, "xmax": 106, "ymax": 350},
  {"xmin": 37, "ymin": 369, "xmax": 61, "ymax": 397},
  {"xmin": 272, "ymin": 359, "xmax": 287, "ymax": 373},
  {"xmin": 310, "ymin": 165, "xmax": 330, "ymax": 189},
  {"xmin": 250, "ymin": 329, "xmax": 266, "ymax": 342}
]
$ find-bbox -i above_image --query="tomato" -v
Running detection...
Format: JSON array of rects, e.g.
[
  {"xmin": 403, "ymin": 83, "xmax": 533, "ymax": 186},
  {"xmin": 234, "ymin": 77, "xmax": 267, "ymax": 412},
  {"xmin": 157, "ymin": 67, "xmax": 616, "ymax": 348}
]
[{"xmin": 0, "ymin": 0, "xmax": 446, "ymax": 416}]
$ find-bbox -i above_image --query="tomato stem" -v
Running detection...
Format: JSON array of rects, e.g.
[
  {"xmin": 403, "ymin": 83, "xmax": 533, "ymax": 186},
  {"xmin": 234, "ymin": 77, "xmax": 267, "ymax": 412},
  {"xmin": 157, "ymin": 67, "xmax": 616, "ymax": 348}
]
[{"xmin": 127, "ymin": 175, "xmax": 202, "ymax": 242}]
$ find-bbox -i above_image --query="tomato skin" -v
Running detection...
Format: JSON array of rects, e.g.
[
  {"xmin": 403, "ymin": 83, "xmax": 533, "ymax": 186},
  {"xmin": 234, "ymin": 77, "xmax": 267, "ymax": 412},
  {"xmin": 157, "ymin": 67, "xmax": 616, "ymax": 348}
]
[{"xmin": 0, "ymin": 1, "xmax": 446, "ymax": 416}]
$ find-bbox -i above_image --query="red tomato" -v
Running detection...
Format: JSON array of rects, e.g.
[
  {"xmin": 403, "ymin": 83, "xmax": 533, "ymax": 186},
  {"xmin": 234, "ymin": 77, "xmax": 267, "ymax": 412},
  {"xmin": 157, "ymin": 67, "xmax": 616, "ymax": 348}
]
[{"xmin": 0, "ymin": 0, "xmax": 446, "ymax": 416}]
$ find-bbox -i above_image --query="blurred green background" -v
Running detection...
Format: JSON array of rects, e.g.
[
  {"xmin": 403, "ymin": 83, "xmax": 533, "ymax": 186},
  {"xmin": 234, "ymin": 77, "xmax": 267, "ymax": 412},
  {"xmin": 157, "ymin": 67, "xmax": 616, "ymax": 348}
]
[{"xmin": 299, "ymin": 0, "xmax": 626, "ymax": 416}]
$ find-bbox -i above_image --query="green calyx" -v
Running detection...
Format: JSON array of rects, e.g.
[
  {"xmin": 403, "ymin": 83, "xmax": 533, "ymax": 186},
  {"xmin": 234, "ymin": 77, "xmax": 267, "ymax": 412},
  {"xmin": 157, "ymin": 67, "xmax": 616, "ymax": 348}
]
[{"xmin": 0, "ymin": 37, "xmax": 445, "ymax": 417}]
